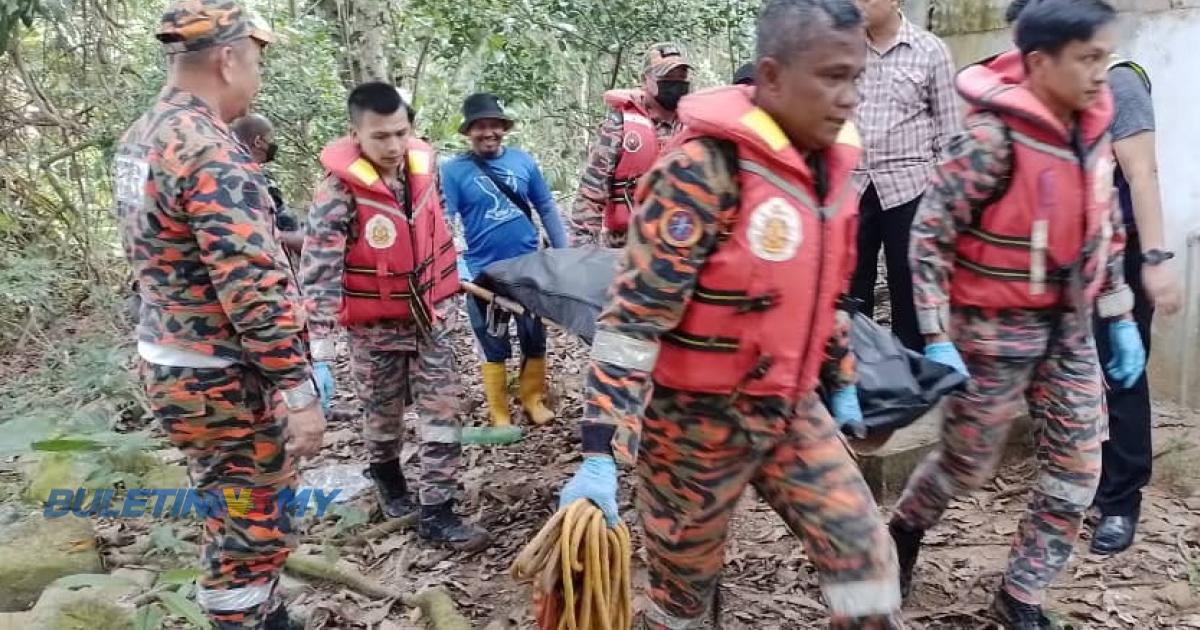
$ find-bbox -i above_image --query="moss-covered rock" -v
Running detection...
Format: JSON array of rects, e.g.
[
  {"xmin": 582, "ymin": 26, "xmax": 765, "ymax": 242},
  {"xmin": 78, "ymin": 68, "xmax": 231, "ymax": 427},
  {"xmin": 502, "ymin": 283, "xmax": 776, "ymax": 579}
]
[
  {"xmin": 26, "ymin": 574, "xmax": 141, "ymax": 630},
  {"xmin": 0, "ymin": 516, "xmax": 102, "ymax": 611}
]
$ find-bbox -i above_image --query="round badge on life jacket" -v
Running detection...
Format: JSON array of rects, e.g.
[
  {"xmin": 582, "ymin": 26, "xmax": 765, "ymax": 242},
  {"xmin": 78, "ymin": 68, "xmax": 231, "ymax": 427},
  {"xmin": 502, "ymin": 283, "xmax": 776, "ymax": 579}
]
[
  {"xmin": 623, "ymin": 131, "xmax": 643, "ymax": 153},
  {"xmin": 748, "ymin": 197, "xmax": 802, "ymax": 262},
  {"xmin": 365, "ymin": 214, "xmax": 398, "ymax": 250}
]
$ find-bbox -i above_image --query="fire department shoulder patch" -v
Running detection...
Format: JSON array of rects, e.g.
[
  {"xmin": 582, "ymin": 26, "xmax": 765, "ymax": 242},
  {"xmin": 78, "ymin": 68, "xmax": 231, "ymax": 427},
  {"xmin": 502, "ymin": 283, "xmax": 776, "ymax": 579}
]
[
  {"xmin": 365, "ymin": 214, "xmax": 397, "ymax": 249},
  {"xmin": 748, "ymin": 197, "xmax": 802, "ymax": 262},
  {"xmin": 659, "ymin": 207, "xmax": 702, "ymax": 248}
]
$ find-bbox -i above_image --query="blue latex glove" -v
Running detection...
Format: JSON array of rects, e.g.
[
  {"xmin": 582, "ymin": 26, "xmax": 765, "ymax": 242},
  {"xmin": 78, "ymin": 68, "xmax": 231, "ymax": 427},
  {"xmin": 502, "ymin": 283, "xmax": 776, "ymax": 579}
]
[
  {"xmin": 456, "ymin": 257, "xmax": 473, "ymax": 283},
  {"xmin": 925, "ymin": 341, "xmax": 969, "ymax": 378},
  {"xmin": 313, "ymin": 361, "xmax": 336, "ymax": 411},
  {"xmin": 830, "ymin": 385, "xmax": 866, "ymax": 437},
  {"xmin": 1105, "ymin": 319, "xmax": 1146, "ymax": 389},
  {"xmin": 559, "ymin": 455, "xmax": 619, "ymax": 528}
]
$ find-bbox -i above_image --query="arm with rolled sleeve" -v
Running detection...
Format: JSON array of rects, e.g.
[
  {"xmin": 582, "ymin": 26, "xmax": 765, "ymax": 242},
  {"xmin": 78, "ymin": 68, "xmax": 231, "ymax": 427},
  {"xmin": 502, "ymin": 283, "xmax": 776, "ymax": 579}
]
[
  {"xmin": 186, "ymin": 157, "xmax": 311, "ymax": 388},
  {"xmin": 911, "ymin": 113, "xmax": 1013, "ymax": 335},
  {"xmin": 571, "ymin": 111, "xmax": 623, "ymax": 244},
  {"xmin": 299, "ymin": 174, "xmax": 353, "ymax": 362},
  {"xmin": 581, "ymin": 138, "xmax": 736, "ymax": 463},
  {"xmin": 526, "ymin": 154, "xmax": 570, "ymax": 248},
  {"xmin": 820, "ymin": 301, "xmax": 858, "ymax": 391},
  {"xmin": 1095, "ymin": 215, "xmax": 1132, "ymax": 319}
]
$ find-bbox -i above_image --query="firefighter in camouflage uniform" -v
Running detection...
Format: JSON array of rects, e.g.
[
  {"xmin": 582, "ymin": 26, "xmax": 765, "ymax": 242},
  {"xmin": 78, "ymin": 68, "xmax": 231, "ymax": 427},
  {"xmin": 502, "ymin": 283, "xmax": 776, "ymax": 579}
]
[
  {"xmin": 300, "ymin": 82, "xmax": 488, "ymax": 550},
  {"xmin": 570, "ymin": 43, "xmax": 693, "ymax": 248},
  {"xmin": 113, "ymin": 1, "xmax": 325, "ymax": 627},
  {"xmin": 888, "ymin": 2, "xmax": 1147, "ymax": 628},
  {"xmin": 559, "ymin": 1, "xmax": 905, "ymax": 628}
]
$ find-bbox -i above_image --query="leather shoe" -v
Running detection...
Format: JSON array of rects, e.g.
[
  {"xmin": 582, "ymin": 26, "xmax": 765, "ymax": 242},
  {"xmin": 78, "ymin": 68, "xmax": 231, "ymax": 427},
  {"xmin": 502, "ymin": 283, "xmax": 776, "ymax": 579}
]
[{"xmin": 1091, "ymin": 514, "xmax": 1137, "ymax": 554}]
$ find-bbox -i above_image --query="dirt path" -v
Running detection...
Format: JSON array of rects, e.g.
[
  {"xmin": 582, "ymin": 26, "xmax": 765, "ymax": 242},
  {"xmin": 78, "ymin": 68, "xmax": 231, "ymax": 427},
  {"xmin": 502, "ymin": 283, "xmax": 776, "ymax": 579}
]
[
  {"xmin": 230, "ymin": 324, "xmax": 1198, "ymax": 630},
  {"xmin": 77, "ymin": 315, "xmax": 1199, "ymax": 629}
]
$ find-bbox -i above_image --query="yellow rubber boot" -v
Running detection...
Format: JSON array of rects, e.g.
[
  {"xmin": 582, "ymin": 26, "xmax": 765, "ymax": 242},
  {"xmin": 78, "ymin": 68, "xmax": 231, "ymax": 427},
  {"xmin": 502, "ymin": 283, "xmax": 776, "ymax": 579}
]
[
  {"xmin": 481, "ymin": 362, "xmax": 512, "ymax": 427},
  {"xmin": 519, "ymin": 357, "xmax": 555, "ymax": 425}
]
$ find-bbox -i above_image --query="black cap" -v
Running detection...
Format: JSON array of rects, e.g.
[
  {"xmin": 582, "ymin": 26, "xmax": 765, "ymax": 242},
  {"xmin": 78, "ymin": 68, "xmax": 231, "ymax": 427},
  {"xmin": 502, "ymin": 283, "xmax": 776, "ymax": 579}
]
[
  {"xmin": 732, "ymin": 62, "xmax": 755, "ymax": 86},
  {"xmin": 459, "ymin": 92, "xmax": 513, "ymax": 134}
]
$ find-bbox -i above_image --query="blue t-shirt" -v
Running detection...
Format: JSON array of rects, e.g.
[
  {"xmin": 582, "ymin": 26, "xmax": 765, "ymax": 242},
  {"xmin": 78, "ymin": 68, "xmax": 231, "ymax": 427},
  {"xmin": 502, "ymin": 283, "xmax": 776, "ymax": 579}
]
[{"xmin": 441, "ymin": 147, "xmax": 569, "ymax": 278}]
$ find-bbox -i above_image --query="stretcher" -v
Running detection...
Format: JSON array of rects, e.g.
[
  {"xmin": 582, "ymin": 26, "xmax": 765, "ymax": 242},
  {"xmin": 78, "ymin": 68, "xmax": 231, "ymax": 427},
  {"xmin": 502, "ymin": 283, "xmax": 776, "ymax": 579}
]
[{"xmin": 464, "ymin": 247, "xmax": 966, "ymax": 449}]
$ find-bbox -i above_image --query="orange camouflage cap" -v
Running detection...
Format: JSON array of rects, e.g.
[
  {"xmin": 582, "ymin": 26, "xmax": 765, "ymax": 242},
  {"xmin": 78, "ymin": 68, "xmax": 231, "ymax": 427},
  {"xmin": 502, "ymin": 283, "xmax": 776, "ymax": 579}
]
[
  {"xmin": 642, "ymin": 42, "xmax": 691, "ymax": 79},
  {"xmin": 156, "ymin": 0, "xmax": 275, "ymax": 53}
]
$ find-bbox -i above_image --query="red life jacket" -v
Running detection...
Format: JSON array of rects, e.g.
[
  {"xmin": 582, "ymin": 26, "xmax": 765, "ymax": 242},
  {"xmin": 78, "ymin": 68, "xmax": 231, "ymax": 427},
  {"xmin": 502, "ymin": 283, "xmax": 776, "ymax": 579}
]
[
  {"xmin": 952, "ymin": 51, "xmax": 1117, "ymax": 310},
  {"xmin": 319, "ymin": 137, "xmax": 459, "ymax": 327},
  {"xmin": 651, "ymin": 86, "xmax": 863, "ymax": 400},
  {"xmin": 603, "ymin": 89, "xmax": 663, "ymax": 234}
]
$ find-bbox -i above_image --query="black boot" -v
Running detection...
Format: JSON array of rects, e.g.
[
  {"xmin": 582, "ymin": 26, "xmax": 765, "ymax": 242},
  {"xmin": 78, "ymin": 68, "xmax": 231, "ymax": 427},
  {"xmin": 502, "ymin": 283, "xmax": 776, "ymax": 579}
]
[
  {"xmin": 1090, "ymin": 512, "xmax": 1138, "ymax": 555},
  {"xmin": 418, "ymin": 500, "xmax": 490, "ymax": 551},
  {"xmin": 991, "ymin": 588, "xmax": 1051, "ymax": 630},
  {"xmin": 262, "ymin": 602, "xmax": 301, "ymax": 630},
  {"xmin": 365, "ymin": 460, "xmax": 418, "ymax": 520},
  {"xmin": 889, "ymin": 519, "xmax": 924, "ymax": 599}
]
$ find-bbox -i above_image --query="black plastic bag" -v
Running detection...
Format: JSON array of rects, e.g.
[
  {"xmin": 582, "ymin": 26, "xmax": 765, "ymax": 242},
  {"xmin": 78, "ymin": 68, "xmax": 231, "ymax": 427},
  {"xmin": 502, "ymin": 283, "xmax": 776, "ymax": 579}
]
[
  {"xmin": 478, "ymin": 249, "xmax": 966, "ymax": 437},
  {"xmin": 474, "ymin": 247, "xmax": 620, "ymax": 345},
  {"xmin": 834, "ymin": 312, "xmax": 968, "ymax": 436}
]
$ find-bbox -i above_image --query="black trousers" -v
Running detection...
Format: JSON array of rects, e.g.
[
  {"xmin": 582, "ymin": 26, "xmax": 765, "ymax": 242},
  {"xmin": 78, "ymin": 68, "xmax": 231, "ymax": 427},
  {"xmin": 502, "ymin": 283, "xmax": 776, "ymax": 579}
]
[
  {"xmin": 850, "ymin": 184, "xmax": 923, "ymax": 351},
  {"xmin": 1093, "ymin": 231, "xmax": 1155, "ymax": 517}
]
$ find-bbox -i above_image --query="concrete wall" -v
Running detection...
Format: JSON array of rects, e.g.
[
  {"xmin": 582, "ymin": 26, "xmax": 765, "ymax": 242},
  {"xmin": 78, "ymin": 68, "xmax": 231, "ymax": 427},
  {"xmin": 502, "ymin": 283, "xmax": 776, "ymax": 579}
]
[{"xmin": 912, "ymin": 0, "xmax": 1200, "ymax": 407}]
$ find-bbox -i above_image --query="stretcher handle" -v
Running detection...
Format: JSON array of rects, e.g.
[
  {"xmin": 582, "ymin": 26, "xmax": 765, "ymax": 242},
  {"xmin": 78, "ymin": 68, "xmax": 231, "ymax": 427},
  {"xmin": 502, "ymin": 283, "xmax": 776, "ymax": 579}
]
[{"xmin": 460, "ymin": 281, "xmax": 527, "ymax": 316}]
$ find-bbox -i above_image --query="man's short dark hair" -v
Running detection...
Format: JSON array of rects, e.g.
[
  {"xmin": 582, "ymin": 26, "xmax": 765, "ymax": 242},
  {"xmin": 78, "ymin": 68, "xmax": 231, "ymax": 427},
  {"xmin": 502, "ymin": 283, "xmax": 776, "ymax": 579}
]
[
  {"xmin": 231, "ymin": 113, "xmax": 272, "ymax": 145},
  {"xmin": 756, "ymin": 0, "xmax": 862, "ymax": 64},
  {"xmin": 347, "ymin": 81, "xmax": 412, "ymax": 124},
  {"xmin": 1015, "ymin": 0, "xmax": 1116, "ymax": 56},
  {"xmin": 1005, "ymin": 0, "xmax": 1033, "ymax": 25},
  {"xmin": 732, "ymin": 62, "xmax": 755, "ymax": 85}
]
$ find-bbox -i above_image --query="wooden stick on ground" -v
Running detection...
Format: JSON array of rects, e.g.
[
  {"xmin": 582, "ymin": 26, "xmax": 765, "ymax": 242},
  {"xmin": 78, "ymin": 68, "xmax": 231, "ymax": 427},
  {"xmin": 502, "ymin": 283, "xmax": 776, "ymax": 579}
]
[
  {"xmin": 284, "ymin": 554, "xmax": 470, "ymax": 630},
  {"xmin": 344, "ymin": 512, "xmax": 418, "ymax": 549}
]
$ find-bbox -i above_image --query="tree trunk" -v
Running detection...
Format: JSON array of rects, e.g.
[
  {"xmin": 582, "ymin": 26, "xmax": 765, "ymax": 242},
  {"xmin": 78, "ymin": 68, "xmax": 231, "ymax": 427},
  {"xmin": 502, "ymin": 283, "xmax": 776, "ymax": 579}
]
[{"xmin": 349, "ymin": 0, "xmax": 391, "ymax": 83}]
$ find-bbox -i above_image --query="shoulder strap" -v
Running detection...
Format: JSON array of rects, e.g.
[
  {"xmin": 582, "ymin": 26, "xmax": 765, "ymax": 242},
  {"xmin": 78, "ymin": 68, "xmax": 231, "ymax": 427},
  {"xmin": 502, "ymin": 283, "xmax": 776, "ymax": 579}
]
[
  {"xmin": 1108, "ymin": 58, "xmax": 1152, "ymax": 93},
  {"xmin": 467, "ymin": 153, "xmax": 547, "ymax": 247},
  {"xmin": 468, "ymin": 153, "xmax": 533, "ymax": 219}
]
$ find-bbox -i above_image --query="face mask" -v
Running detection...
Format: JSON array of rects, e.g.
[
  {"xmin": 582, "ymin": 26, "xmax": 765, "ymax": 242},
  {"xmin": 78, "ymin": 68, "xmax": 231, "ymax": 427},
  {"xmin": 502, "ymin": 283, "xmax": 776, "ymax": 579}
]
[
  {"xmin": 263, "ymin": 141, "xmax": 279, "ymax": 163},
  {"xmin": 655, "ymin": 80, "xmax": 691, "ymax": 111}
]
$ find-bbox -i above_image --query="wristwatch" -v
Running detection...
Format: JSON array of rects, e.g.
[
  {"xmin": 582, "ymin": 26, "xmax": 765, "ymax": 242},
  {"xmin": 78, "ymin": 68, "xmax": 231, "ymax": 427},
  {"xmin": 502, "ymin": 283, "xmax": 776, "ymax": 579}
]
[
  {"xmin": 280, "ymin": 379, "xmax": 319, "ymax": 411},
  {"xmin": 1142, "ymin": 249, "xmax": 1175, "ymax": 266}
]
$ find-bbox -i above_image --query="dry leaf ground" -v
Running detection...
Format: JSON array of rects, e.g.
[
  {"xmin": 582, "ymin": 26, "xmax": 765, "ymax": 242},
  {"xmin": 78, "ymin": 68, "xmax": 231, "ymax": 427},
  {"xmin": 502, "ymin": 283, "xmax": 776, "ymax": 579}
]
[{"xmin": 81, "ymin": 301, "xmax": 1200, "ymax": 630}]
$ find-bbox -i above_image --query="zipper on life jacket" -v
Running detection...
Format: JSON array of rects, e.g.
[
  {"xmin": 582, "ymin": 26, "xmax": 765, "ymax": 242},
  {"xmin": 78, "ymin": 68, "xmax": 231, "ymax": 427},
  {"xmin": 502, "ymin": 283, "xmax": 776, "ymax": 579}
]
[
  {"xmin": 731, "ymin": 354, "xmax": 774, "ymax": 404},
  {"xmin": 797, "ymin": 152, "xmax": 829, "ymax": 399},
  {"xmin": 1064, "ymin": 127, "xmax": 1094, "ymax": 312},
  {"xmin": 400, "ymin": 161, "xmax": 433, "ymax": 339}
]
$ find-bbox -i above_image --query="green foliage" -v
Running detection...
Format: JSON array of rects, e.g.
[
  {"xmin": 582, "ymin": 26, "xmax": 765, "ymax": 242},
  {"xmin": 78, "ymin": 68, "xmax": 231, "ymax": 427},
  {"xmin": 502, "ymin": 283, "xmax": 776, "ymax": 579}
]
[
  {"xmin": 0, "ymin": 0, "xmax": 40, "ymax": 49},
  {"xmin": 157, "ymin": 567, "xmax": 203, "ymax": 586},
  {"xmin": 256, "ymin": 13, "xmax": 353, "ymax": 208},
  {"xmin": 133, "ymin": 603, "xmax": 165, "ymax": 630},
  {"xmin": 158, "ymin": 589, "xmax": 213, "ymax": 629},
  {"xmin": 0, "ymin": 0, "xmax": 760, "ymax": 498},
  {"xmin": 148, "ymin": 524, "xmax": 194, "ymax": 555},
  {"xmin": 0, "ymin": 325, "xmax": 142, "ymax": 430}
]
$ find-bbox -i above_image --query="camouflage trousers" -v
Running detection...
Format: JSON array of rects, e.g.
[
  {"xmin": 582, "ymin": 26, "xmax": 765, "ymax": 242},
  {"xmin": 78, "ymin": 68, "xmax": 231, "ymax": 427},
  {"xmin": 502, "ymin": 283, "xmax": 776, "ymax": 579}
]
[
  {"xmin": 349, "ymin": 327, "xmax": 464, "ymax": 506},
  {"xmin": 893, "ymin": 308, "xmax": 1105, "ymax": 605},
  {"xmin": 142, "ymin": 363, "xmax": 297, "ymax": 630},
  {"xmin": 637, "ymin": 386, "xmax": 904, "ymax": 629}
]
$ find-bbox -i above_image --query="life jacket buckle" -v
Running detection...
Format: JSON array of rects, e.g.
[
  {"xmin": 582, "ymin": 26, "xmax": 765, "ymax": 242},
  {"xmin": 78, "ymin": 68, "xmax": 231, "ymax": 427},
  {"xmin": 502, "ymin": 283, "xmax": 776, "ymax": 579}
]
[{"xmin": 736, "ymin": 292, "xmax": 778, "ymax": 313}]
